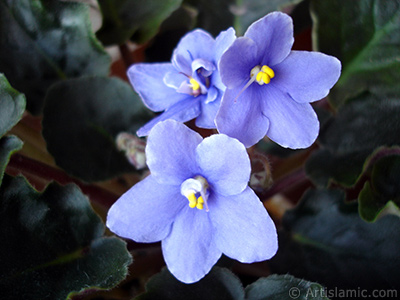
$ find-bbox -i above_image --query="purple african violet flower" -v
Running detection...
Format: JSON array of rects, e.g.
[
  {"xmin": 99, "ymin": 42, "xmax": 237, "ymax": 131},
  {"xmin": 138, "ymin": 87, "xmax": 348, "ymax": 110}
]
[
  {"xmin": 106, "ymin": 120, "xmax": 277, "ymax": 283},
  {"xmin": 215, "ymin": 12, "xmax": 341, "ymax": 148},
  {"xmin": 128, "ymin": 28, "xmax": 236, "ymax": 137}
]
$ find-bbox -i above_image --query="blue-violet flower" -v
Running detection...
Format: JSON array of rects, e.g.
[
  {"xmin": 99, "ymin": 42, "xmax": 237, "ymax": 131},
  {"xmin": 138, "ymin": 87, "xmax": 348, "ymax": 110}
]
[
  {"xmin": 106, "ymin": 120, "xmax": 278, "ymax": 283},
  {"xmin": 215, "ymin": 12, "xmax": 341, "ymax": 148},
  {"xmin": 129, "ymin": 28, "xmax": 236, "ymax": 137}
]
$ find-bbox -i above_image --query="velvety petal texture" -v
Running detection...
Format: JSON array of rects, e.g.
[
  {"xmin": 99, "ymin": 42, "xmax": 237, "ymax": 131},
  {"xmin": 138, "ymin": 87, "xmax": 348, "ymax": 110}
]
[
  {"xmin": 162, "ymin": 206, "xmax": 222, "ymax": 283},
  {"xmin": 146, "ymin": 120, "xmax": 202, "ymax": 185},
  {"xmin": 136, "ymin": 97, "xmax": 202, "ymax": 137},
  {"xmin": 209, "ymin": 187, "xmax": 278, "ymax": 262},
  {"xmin": 106, "ymin": 120, "xmax": 278, "ymax": 284},
  {"xmin": 263, "ymin": 86, "xmax": 320, "ymax": 149},
  {"xmin": 196, "ymin": 134, "xmax": 250, "ymax": 196},
  {"xmin": 216, "ymin": 85, "xmax": 270, "ymax": 148},
  {"xmin": 217, "ymin": 12, "xmax": 341, "ymax": 149},
  {"xmin": 128, "ymin": 63, "xmax": 187, "ymax": 112},
  {"xmin": 245, "ymin": 12, "xmax": 294, "ymax": 66},
  {"xmin": 219, "ymin": 37, "xmax": 259, "ymax": 89},
  {"xmin": 106, "ymin": 176, "xmax": 185, "ymax": 243},
  {"xmin": 130, "ymin": 28, "xmax": 236, "ymax": 135},
  {"xmin": 273, "ymin": 51, "xmax": 342, "ymax": 103}
]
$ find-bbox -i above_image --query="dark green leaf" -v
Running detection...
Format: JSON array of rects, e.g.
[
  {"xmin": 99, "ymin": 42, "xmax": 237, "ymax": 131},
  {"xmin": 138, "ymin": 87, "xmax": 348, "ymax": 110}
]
[
  {"xmin": 245, "ymin": 274, "xmax": 329, "ymax": 300},
  {"xmin": 135, "ymin": 267, "xmax": 244, "ymax": 300},
  {"xmin": 306, "ymin": 94, "xmax": 400, "ymax": 186},
  {"xmin": 270, "ymin": 188, "xmax": 400, "ymax": 291},
  {"xmin": 0, "ymin": 74, "xmax": 26, "ymax": 137},
  {"xmin": 42, "ymin": 76, "xmax": 150, "ymax": 182},
  {"xmin": 0, "ymin": 175, "xmax": 132, "ymax": 300},
  {"xmin": 233, "ymin": 0, "xmax": 303, "ymax": 35},
  {"xmin": 0, "ymin": 0, "xmax": 110, "ymax": 114},
  {"xmin": 0, "ymin": 135, "xmax": 23, "ymax": 185},
  {"xmin": 144, "ymin": 6, "xmax": 197, "ymax": 62},
  {"xmin": 358, "ymin": 147, "xmax": 400, "ymax": 222},
  {"xmin": 184, "ymin": 0, "xmax": 234, "ymax": 36},
  {"xmin": 97, "ymin": 0, "xmax": 183, "ymax": 45},
  {"xmin": 311, "ymin": 0, "xmax": 400, "ymax": 107}
]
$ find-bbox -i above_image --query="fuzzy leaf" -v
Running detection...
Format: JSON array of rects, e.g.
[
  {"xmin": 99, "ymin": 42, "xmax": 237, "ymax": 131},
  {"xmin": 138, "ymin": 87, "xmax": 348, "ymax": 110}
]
[
  {"xmin": 306, "ymin": 93, "xmax": 400, "ymax": 187},
  {"xmin": 42, "ymin": 76, "xmax": 150, "ymax": 182},
  {"xmin": 270, "ymin": 188, "xmax": 400, "ymax": 291},
  {"xmin": 0, "ymin": 0, "xmax": 110, "ymax": 114},
  {"xmin": 185, "ymin": 0, "xmax": 234, "ymax": 36},
  {"xmin": 97, "ymin": 0, "xmax": 183, "ymax": 45},
  {"xmin": 0, "ymin": 175, "xmax": 132, "ymax": 300},
  {"xmin": 311, "ymin": 0, "xmax": 400, "ymax": 107},
  {"xmin": 358, "ymin": 148, "xmax": 400, "ymax": 222},
  {"xmin": 0, "ymin": 135, "xmax": 23, "ymax": 185},
  {"xmin": 0, "ymin": 74, "xmax": 26, "ymax": 138},
  {"xmin": 135, "ymin": 267, "xmax": 244, "ymax": 300},
  {"xmin": 245, "ymin": 274, "xmax": 329, "ymax": 300}
]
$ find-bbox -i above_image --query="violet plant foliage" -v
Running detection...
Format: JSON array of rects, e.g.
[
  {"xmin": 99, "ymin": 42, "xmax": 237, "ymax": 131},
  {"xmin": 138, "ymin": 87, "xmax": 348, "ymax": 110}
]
[
  {"xmin": 107, "ymin": 120, "xmax": 278, "ymax": 283},
  {"xmin": 216, "ymin": 12, "xmax": 342, "ymax": 148},
  {"xmin": 129, "ymin": 28, "xmax": 236, "ymax": 137}
]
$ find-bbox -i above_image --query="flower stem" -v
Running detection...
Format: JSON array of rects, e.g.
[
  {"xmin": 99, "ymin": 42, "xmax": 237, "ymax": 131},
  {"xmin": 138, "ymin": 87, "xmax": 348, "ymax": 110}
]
[
  {"xmin": 260, "ymin": 168, "xmax": 310, "ymax": 202},
  {"xmin": 119, "ymin": 43, "xmax": 135, "ymax": 67},
  {"xmin": 6, "ymin": 154, "xmax": 119, "ymax": 208}
]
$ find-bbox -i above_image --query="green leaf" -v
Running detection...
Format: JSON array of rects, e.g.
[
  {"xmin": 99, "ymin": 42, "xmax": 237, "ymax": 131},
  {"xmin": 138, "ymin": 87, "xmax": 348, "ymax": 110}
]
[
  {"xmin": 270, "ymin": 188, "xmax": 400, "ymax": 291},
  {"xmin": 306, "ymin": 93, "xmax": 400, "ymax": 187},
  {"xmin": 0, "ymin": 0, "xmax": 111, "ymax": 114},
  {"xmin": 135, "ymin": 267, "xmax": 245, "ymax": 300},
  {"xmin": 0, "ymin": 74, "xmax": 26, "ymax": 138},
  {"xmin": 42, "ymin": 76, "xmax": 150, "ymax": 182},
  {"xmin": 0, "ymin": 175, "xmax": 132, "ymax": 300},
  {"xmin": 311, "ymin": 0, "xmax": 400, "ymax": 107},
  {"xmin": 97, "ymin": 0, "xmax": 183, "ymax": 45},
  {"xmin": 184, "ymin": 0, "xmax": 235, "ymax": 36},
  {"xmin": 0, "ymin": 135, "xmax": 23, "ymax": 185},
  {"xmin": 245, "ymin": 274, "xmax": 329, "ymax": 300},
  {"xmin": 358, "ymin": 147, "xmax": 400, "ymax": 222},
  {"xmin": 233, "ymin": 0, "xmax": 303, "ymax": 35}
]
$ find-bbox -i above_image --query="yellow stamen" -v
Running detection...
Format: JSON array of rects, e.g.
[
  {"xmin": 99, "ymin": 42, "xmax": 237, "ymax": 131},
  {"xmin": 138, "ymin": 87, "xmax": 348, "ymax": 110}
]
[
  {"xmin": 251, "ymin": 65, "xmax": 275, "ymax": 85},
  {"xmin": 189, "ymin": 78, "xmax": 200, "ymax": 91},
  {"xmin": 261, "ymin": 65, "xmax": 275, "ymax": 78},
  {"xmin": 187, "ymin": 193, "xmax": 197, "ymax": 208},
  {"xmin": 186, "ymin": 193, "xmax": 204, "ymax": 210}
]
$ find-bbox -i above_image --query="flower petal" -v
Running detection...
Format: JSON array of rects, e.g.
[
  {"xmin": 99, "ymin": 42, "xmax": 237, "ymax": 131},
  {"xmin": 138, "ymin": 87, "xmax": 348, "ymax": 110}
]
[
  {"xmin": 192, "ymin": 58, "xmax": 215, "ymax": 77},
  {"xmin": 263, "ymin": 85, "xmax": 319, "ymax": 149},
  {"xmin": 162, "ymin": 207, "xmax": 222, "ymax": 283},
  {"xmin": 172, "ymin": 29, "xmax": 215, "ymax": 73},
  {"xmin": 106, "ymin": 176, "xmax": 185, "ymax": 243},
  {"xmin": 273, "ymin": 51, "xmax": 342, "ymax": 103},
  {"xmin": 214, "ymin": 27, "xmax": 236, "ymax": 63},
  {"xmin": 136, "ymin": 97, "xmax": 202, "ymax": 137},
  {"xmin": 245, "ymin": 12, "xmax": 294, "ymax": 66},
  {"xmin": 146, "ymin": 119, "xmax": 203, "ymax": 185},
  {"xmin": 209, "ymin": 187, "xmax": 278, "ymax": 262},
  {"xmin": 164, "ymin": 71, "xmax": 188, "ymax": 89},
  {"xmin": 196, "ymin": 134, "xmax": 250, "ymax": 196},
  {"xmin": 128, "ymin": 63, "xmax": 187, "ymax": 111},
  {"xmin": 219, "ymin": 37, "xmax": 259, "ymax": 89},
  {"xmin": 216, "ymin": 85, "xmax": 270, "ymax": 148},
  {"xmin": 195, "ymin": 88, "xmax": 220, "ymax": 129}
]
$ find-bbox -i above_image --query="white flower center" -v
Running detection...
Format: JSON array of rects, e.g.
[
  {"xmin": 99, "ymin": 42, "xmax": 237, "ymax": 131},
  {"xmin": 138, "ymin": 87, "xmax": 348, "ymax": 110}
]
[{"xmin": 180, "ymin": 175, "xmax": 209, "ymax": 211}]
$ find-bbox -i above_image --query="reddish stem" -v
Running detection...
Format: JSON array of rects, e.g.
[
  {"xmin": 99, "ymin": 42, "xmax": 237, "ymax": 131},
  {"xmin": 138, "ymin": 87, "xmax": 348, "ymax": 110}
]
[
  {"xmin": 260, "ymin": 168, "xmax": 310, "ymax": 202},
  {"xmin": 6, "ymin": 154, "xmax": 119, "ymax": 208},
  {"xmin": 119, "ymin": 44, "xmax": 135, "ymax": 67}
]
